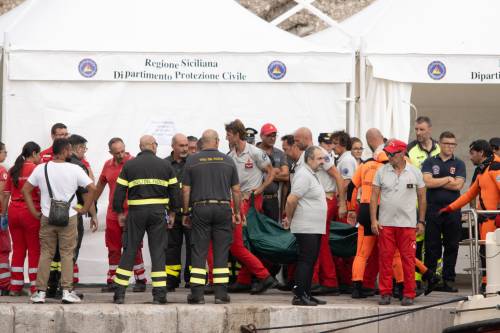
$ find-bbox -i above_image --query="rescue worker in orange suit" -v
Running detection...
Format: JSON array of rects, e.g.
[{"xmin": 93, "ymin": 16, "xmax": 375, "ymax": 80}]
[
  {"xmin": 293, "ymin": 127, "xmax": 347, "ymax": 296},
  {"xmin": 2, "ymin": 142, "xmax": 41, "ymax": 296},
  {"xmin": 95, "ymin": 137, "xmax": 147, "ymax": 292},
  {"xmin": 440, "ymin": 140, "xmax": 500, "ymax": 292},
  {"xmin": 490, "ymin": 138, "xmax": 500, "ymax": 229},
  {"xmin": 0, "ymin": 142, "xmax": 11, "ymax": 295},
  {"xmin": 226, "ymin": 119, "xmax": 278, "ymax": 294}
]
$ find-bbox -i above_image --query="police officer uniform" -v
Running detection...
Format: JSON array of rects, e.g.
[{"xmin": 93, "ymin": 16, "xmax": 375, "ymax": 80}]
[
  {"xmin": 164, "ymin": 153, "xmax": 191, "ymax": 290},
  {"xmin": 245, "ymin": 128, "xmax": 258, "ymax": 145},
  {"xmin": 183, "ymin": 148, "xmax": 239, "ymax": 303},
  {"xmin": 422, "ymin": 154, "xmax": 466, "ymax": 289},
  {"xmin": 112, "ymin": 150, "xmax": 180, "ymax": 304}
]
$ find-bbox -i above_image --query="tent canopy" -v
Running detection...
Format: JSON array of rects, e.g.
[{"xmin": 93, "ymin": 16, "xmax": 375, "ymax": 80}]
[
  {"xmin": 308, "ymin": 0, "xmax": 500, "ymax": 84},
  {"xmin": 4, "ymin": 0, "xmax": 354, "ymax": 83}
]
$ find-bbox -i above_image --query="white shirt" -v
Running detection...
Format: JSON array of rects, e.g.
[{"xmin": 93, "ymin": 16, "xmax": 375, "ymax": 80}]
[
  {"xmin": 337, "ymin": 151, "xmax": 357, "ymax": 180},
  {"xmin": 228, "ymin": 142, "xmax": 270, "ymax": 193},
  {"xmin": 290, "ymin": 165, "xmax": 327, "ymax": 234},
  {"xmin": 28, "ymin": 161, "xmax": 93, "ymax": 217}
]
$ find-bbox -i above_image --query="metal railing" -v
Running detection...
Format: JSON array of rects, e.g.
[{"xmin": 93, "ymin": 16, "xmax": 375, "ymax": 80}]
[{"xmin": 460, "ymin": 209, "xmax": 500, "ymax": 295}]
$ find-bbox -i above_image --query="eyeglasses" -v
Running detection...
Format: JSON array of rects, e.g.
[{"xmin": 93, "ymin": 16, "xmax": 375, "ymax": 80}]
[{"xmin": 386, "ymin": 151, "xmax": 402, "ymax": 157}]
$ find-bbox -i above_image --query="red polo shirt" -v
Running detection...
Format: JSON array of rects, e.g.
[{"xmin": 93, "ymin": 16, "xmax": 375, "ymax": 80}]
[
  {"xmin": 98, "ymin": 153, "xmax": 133, "ymax": 215},
  {"xmin": 4, "ymin": 162, "xmax": 40, "ymax": 209},
  {"xmin": 41, "ymin": 145, "xmax": 91, "ymax": 169}
]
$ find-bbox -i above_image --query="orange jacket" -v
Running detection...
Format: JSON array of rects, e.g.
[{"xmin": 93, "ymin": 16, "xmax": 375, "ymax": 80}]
[
  {"xmin": 351, "ymin": 151, "xmax": 389, "ymax": 205},
  {"xmin": 449, "ymin": 155, "xmax": 500, "ymax": 211}
]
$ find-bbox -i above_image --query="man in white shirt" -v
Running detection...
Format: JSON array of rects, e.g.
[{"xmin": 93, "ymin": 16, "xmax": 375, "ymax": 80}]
[
  {"xmin": 294, "ymin": 127, "xmax": 346, "ymax": 295},
  {"xmin": 23, "ymin": 138, "xmax": 95, "ymax": 304}
]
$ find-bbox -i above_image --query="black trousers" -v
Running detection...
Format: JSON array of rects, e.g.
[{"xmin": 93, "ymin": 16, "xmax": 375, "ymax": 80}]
[
  {"xmin": 424, "ymin": 207, "xmax": 461, "ymax": 282},
  {"xmin": 190, "ymin": 203, "xmax": 232, "ymax": 294},
  {"xmin": 166, "ymin": 214, "xmax": 192, "ymax": 286},
  {"xmin": 263, "ymin": 196, "xmax": 280, "ymax": 222},
  {"xmin": 293, "ymin": 233, "xmax": 322, "ymax": 296},
  {"xmin": 114, "ymin": 207, "xmax": 167, "ymax": 289}
]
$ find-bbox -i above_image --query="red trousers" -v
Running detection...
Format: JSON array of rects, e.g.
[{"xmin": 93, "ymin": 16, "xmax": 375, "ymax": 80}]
[
  {"xmin": 312, "ymin": 196, "xmax": 339, "ymax": 287},
  {"xmin": 8, "ymin": 205, "xmax": 40, "ymax": 292},
  {"xmin": 105, "ymin": 212, "xmax": 146, "ymax": 284},
  {"xmin": 379, "ymin": 226, "xmax": 416, "ymax": 298},
  {"xmin": 0, "ymin": 227, "xmax": 11, "ymax": 291},
  {"xmin": 232, "ymin": 195, "xmax": 270, "ymax": 284}
]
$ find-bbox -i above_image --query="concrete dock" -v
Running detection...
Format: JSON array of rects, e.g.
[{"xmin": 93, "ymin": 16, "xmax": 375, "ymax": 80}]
[{"xmin": 0, "ymin": 284, "xmax": 470, "ymax": 333}]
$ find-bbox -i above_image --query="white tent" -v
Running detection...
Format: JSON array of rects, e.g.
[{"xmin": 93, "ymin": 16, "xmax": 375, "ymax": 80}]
[
  {"xmin": 306, "ymin": 0, "xmax": 500, "ymax": 143},
  {"xmin": 1, "ymin": 0, "xmax": 355, "ymax": 282}
]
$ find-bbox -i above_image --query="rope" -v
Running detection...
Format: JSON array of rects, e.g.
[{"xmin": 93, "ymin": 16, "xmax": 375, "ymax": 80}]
[{"xmin": 240, "ymin": 296, "xmax": 468, "ymax": 332}]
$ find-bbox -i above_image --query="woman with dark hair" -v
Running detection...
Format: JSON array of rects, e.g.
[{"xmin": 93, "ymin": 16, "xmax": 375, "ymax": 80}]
[
  {"xmin": 1, "ymin": 141, "xmax": 41, "ymax": 296},
  {"xmin": 350, "ymin": 137, "xmax": 364, "ymax": 165}
]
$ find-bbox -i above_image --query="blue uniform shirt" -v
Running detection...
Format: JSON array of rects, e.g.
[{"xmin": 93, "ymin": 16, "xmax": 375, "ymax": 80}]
[{"xmin": 421, "ymin": 155, "xmax": 466, "ymax": 208}]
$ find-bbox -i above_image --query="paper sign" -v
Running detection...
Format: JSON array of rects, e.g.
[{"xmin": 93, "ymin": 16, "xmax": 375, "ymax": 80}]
[{"xmin": 144, "ymin": 120, "xmax": 176, "ymax": 145}]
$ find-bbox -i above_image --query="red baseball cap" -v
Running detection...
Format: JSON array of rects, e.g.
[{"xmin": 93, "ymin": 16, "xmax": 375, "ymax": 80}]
[
  {"xmin": 384, "ymin": 139, "xmax": 407, "ymax": 154},
  {"xmin": 260, "ymin": 123, "xmax": 278, "ymax": 136}
]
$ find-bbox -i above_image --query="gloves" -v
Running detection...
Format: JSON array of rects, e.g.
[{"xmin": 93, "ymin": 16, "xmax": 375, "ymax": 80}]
[
  {"xmin": 438, "ymin": 206, "xmax": 453, "ymax": 215},
  {"xmin": 0, "ymin": 215, "xmax": 8, "ymax": 231}
]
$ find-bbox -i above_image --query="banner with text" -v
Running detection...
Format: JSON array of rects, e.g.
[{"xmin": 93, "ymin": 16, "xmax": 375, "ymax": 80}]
[{"xmin": 8, "ymin": 51, "xmax": 354, "ymax": 83}]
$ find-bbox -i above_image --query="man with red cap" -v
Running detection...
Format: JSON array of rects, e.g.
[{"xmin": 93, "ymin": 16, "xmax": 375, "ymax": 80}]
[
  {"xmin": 259, "ymin": 123, "xmax": 289, "ymax": 222},
  {"xmin": 371, "ymin": 139, "xmax": 426, "ymax": 306}
]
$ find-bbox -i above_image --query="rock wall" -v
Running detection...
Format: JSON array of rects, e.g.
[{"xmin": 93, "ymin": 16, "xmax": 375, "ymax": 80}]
[{"xmin": 0, "ymin": 0, "xmax": 374, "ymax": 36}]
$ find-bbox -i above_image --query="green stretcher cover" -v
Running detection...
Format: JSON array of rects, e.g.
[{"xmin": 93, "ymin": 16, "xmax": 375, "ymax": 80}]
[{"xmin": 243, "ymin": 203, "xmax": 358, "ymax": 263}]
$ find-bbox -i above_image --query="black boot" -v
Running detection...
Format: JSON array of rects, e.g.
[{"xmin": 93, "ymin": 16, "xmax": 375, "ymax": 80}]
[
  {"xmin": 292, "ymin": 293, "xmax": 317, "ymax": 306},
  {"xmin": 152, "ymin": 287, "xmax": 167, "ymax": 304},
  {"xmin": 46, "ymin": 271, "xmax": 60, "ymax": 298},
  {"xmin": 133, "ymin": 280, "xmax": 147, "ymax": 293},
  {"xmin": 113, "ymin": 285, "xmax": 126, "ymax": 304},
  {"xmin": 214, "ymin": 285, "xmax": 230, "ymax": 304},
  {"xmin": 251, "ymin": 276, "xmax": 278, "ymax": 295},
  {"xmin": 187, "ymin": 286, "xmax": 205, "ymax": 304},
  {"xmin": 393, "ymin": 282, "xmax": 404, "ymax": 301},
  {"xmin": 351, "ymin": 281, "xmax": 366, "ymax": 299},
  {"xmin": 422, "ymin": 269, "xmax": 440, "ymax": 295}
]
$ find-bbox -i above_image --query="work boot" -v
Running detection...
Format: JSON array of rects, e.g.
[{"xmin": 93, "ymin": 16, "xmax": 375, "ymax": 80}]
[
  {"xmin": 308, "ymin": 294, "xmax": 327, "ymax": 305},
  {"xmin": 393, "ymin": 282, "xmax": 404, "ymax": 301},
  {"xmin": 339, "ymin": 284, "xmax": 353, "ymax": 294},
  {"xmin": 422, "ymin": 270, "xmax": 440, "ymax": 295},
  {"xmin": 378, "ymin": 295, "xmax": 391, "ymax": 305},
  {"xmin": 46, "ymin": 271, "xmax": 60, "ymax": 298},
  {"xmin": 415, "ymin": 281, "xmax": 424, "ymax": 297},
  {"xmin": 401, "ymin": 297, "xmax": 414, "ymax": 306},
  {"xmin": 187, "ymin": 286, "xmax": 205, "ymax": 304},
  {"xmin": 437, "ymin": 280, "xmax": 458, "ymax": 293},
  {"xmin": 133, "ymin": 280, "xmax": 147, "ymax": 293},
  {"xmin": 311, "ymin": 285, "xmax": 341, "ymax": 296},
  {"xmin": 276, "ymin": 282, "xmax": 293, "ymax": 291},
  {"xmin": 228, "ymin": 282, "xmax": 251, "ymax": 293},
  {"xmin": 152, "ymin": 287, "xmax": 167, "ymax": 304},
  {"xmin": 101, "ymin": 283, "xmax": 115, "ymax": 293},
  {"xmin": 251, "ymin": 276, "xmax": 278, "ymax": 295},
  {"xmin": 113, "ymin": 285, "xmax": 126, "ymax": 304},
  {"xmin": 292, "ymin": 292, "xmax": 317, "ymax": 306},
  {"xmin": 1, "ymin": 289, "xmax": 10, "ymax": 296},
  {"xmin": 351, "ymin": 281, "xmax": 366, "ymax": 299},
  {"xmin": 214, "ymin": 285, "xmax": 230, "ymax": 304},
  {"xmin": 362, "ymin": 287, "xmax": 377, "ymax": 297}
]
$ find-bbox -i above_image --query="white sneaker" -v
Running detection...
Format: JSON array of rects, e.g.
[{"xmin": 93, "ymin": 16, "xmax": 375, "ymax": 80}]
[
  {"xmin": 30, "ymin": 290, "xmax": 46, "ymax": 304},
  {"xmin": 62, "ymin": 290, "xmax": 81, "ymax": 304}
]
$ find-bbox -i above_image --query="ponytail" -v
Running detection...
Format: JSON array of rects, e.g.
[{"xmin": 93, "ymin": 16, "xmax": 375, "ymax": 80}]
[{"xmin": 10, "ymin": 141, "xmax": 41, "ymax": 188}]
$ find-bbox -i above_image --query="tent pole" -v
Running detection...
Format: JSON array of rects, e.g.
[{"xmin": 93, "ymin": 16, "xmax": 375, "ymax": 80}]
[
  {"xmin": 348, "ymin": 52, "xmax": 356, "ymax": 134},
  {"xmin": 359, "ymin": 47, "xmax": 366, "ymax": 140}
]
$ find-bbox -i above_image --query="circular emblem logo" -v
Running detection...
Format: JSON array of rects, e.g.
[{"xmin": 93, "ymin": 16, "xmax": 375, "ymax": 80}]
[
  {"xmin": 427, "ymin": 61, "xmax": 446, "ymax": 80},
  {"xmin": 432, "ymin": 165, "xmax": 440, "ymax": 175},
  {"xmin": 324, "ymin": 155, "xmax": 330, "ymax": 163},
  {"xmin": 267, "ymin": 61, "xmax": 286, "ymax": 80},
  {"xmin": 78, "ymin": 58, "xmax": 98, "ymax": 78},
  {"xmin": 342, "ymin": 168, "xmax": 349, "ymax": 176},
  {"xmin": 449, "ymin": 167, "xmax": 456, "ymax": 175}
]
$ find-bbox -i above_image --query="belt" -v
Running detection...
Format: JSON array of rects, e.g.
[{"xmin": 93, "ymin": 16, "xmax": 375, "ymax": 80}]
[
  {"xmin": 263, "ymin": 193, "xmax": 278, "ymax": 199},
  {"xmin": 193, "ymin": 200, "xmax": 230, "ymax": 206},
  {"xmin": 325, "ymin": 192, "xmax": 336, "ymax": 199}
]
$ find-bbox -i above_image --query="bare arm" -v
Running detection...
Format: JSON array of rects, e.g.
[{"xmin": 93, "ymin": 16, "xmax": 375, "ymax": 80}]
[
  {"xmin": 182, "ymin": 185, "xmax": 191, "ymax": 215},
  {"xmin": 370, "ymin": 185, "xmax": 381, "ymax": 235},
  {"xmin": 327, "ymin": 166, "xmax": 347, "ymax": 216},
  {"xmin": 423, "ymin": 173, "xmax": 451, "ymax": 189},
  {"xmin": 22, "ymin": 182, "xmax": 41, "ymax": 219},
  {"xmin": 285, "ymin": 194, "xmax": 299, "ymax": 222},
  {"xmin": 80, "ymin": 183, "xmax": 96, "ymax": 214},
  {"xmin": 254, "ymin": 164, "xmax": 275, "ymax": 195},
  {"xmin": 416, "ymin": 187, "xmax": 427, "ymax": 235},
  {"xmin": 231, "ymin": 184, "xmax": 242, "ymax": 224},
  {"xmin": 443, "ymin": 177, "xmax": 465, "ymax": 191},
  {"xmin": 94, "ymin": 178, "xmax": 107, "ymax": 202},
  {"xmin": 273, "ymin": 165, "xmax": 289, "ymax": 183}
]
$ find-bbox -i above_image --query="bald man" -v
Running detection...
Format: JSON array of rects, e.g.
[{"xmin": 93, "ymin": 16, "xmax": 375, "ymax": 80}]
[
  {"xmin": 111, "ymin": 135, "xmax": 181, "ymax": 304},
  {"xmin": 294, "ymin": 127, "xmax": 347, "ymax": 295},
  {"xmin": 165, "ymin": 133, "xmax": 192, "ymax": 290}
]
